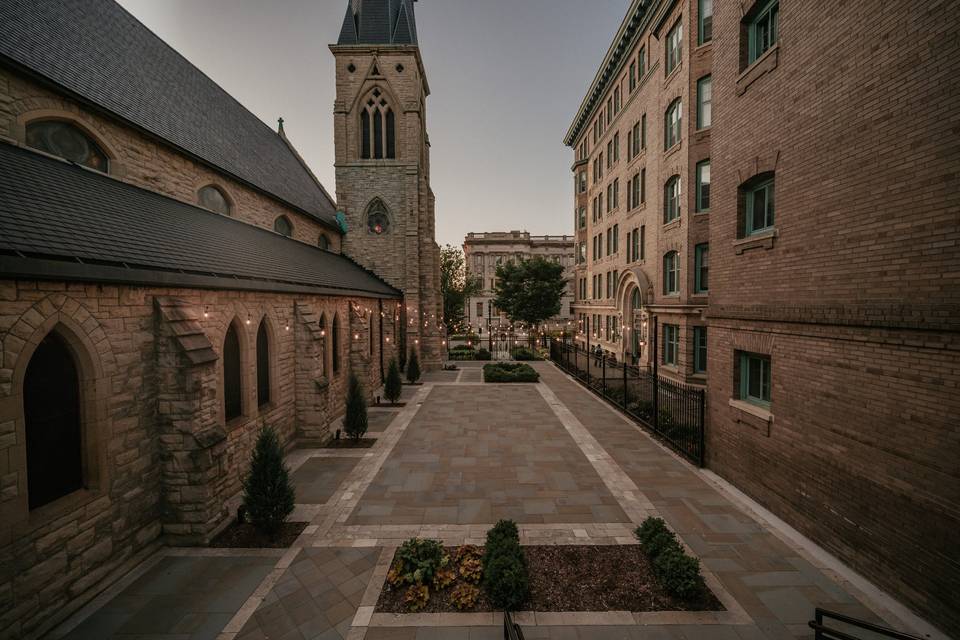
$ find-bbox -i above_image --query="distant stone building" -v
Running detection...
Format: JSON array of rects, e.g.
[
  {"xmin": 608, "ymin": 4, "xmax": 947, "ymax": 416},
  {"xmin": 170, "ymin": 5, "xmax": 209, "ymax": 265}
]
[
  {"xmin": 463, "ymin": 231, "xmax": 575, "ymax": 334},
  {"xmin": 0, "ymin": 0, "xmax": 442, "ymax": 637}
]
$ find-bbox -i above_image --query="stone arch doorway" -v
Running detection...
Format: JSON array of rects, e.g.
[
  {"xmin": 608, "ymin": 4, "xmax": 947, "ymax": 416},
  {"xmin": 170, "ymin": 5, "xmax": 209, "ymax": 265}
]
[
  {"xmin": 616, "ymin": 268, "xmax": 654, "ymax": 366},
  {"xmin": 24, "ymin": 330, "xmax": 83, "ymax": 510}
]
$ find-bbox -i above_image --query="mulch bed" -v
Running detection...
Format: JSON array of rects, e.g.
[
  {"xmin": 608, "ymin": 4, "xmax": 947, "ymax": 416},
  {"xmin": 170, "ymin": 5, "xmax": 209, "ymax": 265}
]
[
  {"xmin": 373, "ymin": 402, "xmax": 407, "ymax": 408},
  {"xmin": 322, "ymin": 438, "xmax": 378, "ymax": 449},
  {"xmin": 209, "ymin": 521, "xmax": 308, "ymax": 549},
  {"xmin": 375, "ymin": 544, "xmax": 723, "ymax": 614}
]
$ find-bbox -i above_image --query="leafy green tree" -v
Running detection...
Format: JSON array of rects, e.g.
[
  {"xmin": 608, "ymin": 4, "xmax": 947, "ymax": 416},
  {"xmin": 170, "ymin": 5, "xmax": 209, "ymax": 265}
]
[
  {"xmin": 242, "ymin": 426, "xmax": 295, "ymax": 536},
  {"xmin": 406, "ymin": 348, "xmax": 421, "ymax": 383},
  {"xmin": 441, "ymin": 245, "xmax": 482, "ymax": 333},
  {"xmin": 344, "ymin": 373, "xmax": 368, "ymax": 441},
  {"xmin": 492, "ymin": 256, "xmax": 567, "ymax": 327},
  {"xmin": 385, "ymin": 358, "xmax": 403, "ymax": 404}
]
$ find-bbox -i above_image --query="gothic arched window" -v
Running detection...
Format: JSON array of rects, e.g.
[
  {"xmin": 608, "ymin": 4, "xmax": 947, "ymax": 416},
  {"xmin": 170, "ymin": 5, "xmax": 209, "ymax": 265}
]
[
  {"xmin": 24, "ymin": 331, "xmax": 83, "ymax": 510},
  {"xmin": 198, "ymin": 185, "xmax": 231, "ymax": 216},
  {"xmin": 223, "ymin": 323, "xmax": 242, "ymax": 421},
  {"xmin": 256, "ymin": 320, "xmax": 271, "ymax": 407},
  {"xmin": 318, "ymin": 234, "xmax": 331, "ymax": 251},
  {"xmin": 274, "ymin": 215, "xmax": 293, "ymax": 237},
  {"xmin": 360, "ymin": 87, "xmax": 396, "ymax": 160},
  {"xmin": 332, "ymin": 313, "xmax": 341, "ymax": 374},
  {"xmin": 26, "ymin": 120, "xmax": 109, "ymax": 173},
  {"xmin": 367, "ymin": 199, "xmax": 391, "ymax": 235},
  {"xmin": 319, "ymin": 314, "xmax": 328, "ymax": 377}
]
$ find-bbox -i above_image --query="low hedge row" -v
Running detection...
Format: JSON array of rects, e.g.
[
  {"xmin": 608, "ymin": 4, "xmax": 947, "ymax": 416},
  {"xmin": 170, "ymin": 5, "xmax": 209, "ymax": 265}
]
[
  {"xmin": 635, "ymin": 517, "xmax": 705, "ymax": 600},
  {"xmin": 483, "ymin": 363, "xmax": 539, "ymax": 383},
  {"xmin": 482, "ymin": 520, "xmax": 529, "ymax": 610},
  {"xmin": 512, "ymin": 348, "xmax": 540, "ymax": 361}
]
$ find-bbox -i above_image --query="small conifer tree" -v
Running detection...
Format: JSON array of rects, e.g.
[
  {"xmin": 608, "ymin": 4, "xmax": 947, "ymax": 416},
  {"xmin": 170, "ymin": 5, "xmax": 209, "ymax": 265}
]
[
  {"xmin": 385, "ymin": 358, "xmax": 403, "ymax": 404},
  {"xmin": 406, "ymin": 348, "xmax": 421, "ymax": 384},
  {"xmin": 345, "ymin": 372, "xmax": 368, "ymax": 441},
  {"xmin": 242, "ymin": 426, "xmax": 295, "ymax": 537}
]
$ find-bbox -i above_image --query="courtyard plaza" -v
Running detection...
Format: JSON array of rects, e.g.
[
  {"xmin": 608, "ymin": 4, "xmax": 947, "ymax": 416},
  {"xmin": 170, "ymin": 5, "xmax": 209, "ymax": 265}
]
[{"xmin": 50, "ymin": 362, "xmax": 923, "ymax": 640}]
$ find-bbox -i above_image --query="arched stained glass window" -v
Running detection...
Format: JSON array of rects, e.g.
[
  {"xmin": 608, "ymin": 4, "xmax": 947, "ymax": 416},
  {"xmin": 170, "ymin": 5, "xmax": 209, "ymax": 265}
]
[
  {"xmin": 198, "ymin": 185, "xmax": 230, "ymax": 215},
  {"xmin": 366, "ymin": 199, "xmax": 390, "ymax": 235},
  {"xmin": 274, "ymin": 216, "xmax": 293, "ymax": 237},
  {"xmin": 256, "ymin": 320, "xmax": 270, "ymax": 407},
  {"xmin": 359, "ymin": 87, "xmax": 396, "ymax": 160},
  {"xmin": 223, "ymin": 324, "xmax": 242, "ymax": 421},
  {"xmin": 26, "ymin": 120, "xmax": 109, "ymax": 172}
]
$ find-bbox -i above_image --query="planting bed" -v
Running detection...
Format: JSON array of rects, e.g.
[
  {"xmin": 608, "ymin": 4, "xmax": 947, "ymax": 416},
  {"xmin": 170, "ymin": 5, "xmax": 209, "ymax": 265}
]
[
  {"xmin": 322, "ymin": 437, "xmax": 377, "ymax": 449},
  {"xmin": 375, "ymin": 543, "xmax": 723, "ymax": 614},
  {"xmin": 209, "ymin": 521, "xmax": 308, "ymax": 549}
]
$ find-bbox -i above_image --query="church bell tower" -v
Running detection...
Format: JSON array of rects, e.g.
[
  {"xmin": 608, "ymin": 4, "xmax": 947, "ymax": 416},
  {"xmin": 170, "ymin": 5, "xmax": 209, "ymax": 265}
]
[{"xmin": 330, "ymin": 0, "xmax": 444, "ymax": 370}]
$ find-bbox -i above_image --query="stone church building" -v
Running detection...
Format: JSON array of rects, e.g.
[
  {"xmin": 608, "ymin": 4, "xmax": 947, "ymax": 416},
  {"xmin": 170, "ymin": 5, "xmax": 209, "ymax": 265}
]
[{"xmin": 0, "ymin": 0, "xmax": 441, "ymax": 636}]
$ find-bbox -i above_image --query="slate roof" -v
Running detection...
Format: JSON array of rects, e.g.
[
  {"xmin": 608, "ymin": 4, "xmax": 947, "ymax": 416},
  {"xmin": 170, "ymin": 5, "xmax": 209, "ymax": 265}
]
[
  {"xmin": 0, "ymin": 143, "xmax": 400, "ymax": 298},
  {"xmin": 0, "ymin": 0, "xmax": 339, "ymax": 228},
  {"xmin": 338, "ymin": 0, "xmax": 418, "ymax": 45}
]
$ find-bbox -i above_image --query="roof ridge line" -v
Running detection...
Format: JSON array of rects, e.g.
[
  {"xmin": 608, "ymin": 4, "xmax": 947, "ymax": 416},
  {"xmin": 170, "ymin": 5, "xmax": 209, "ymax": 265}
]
[{"xmin": 276, "ymin": 127, "xmax": 339, "ymax": 218}]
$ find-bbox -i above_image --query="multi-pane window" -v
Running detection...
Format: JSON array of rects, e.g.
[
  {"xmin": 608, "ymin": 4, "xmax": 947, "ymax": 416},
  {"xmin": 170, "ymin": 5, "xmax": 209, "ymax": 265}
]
[
  {"xmin": 26, "ymin": 120, "xmax": 109, "ymax": 172},
  {"xmin": 665, "ymin": 21, "xmax": 682, "ymax": 75},
  {"xmin": 606, "ymin": 272, "xmax": 613, "ymax": 298},
  {"xmin": 613, "ymin": 179, "xmax": 620, "ymax": 209},
  {"xmin": 606, "ymin": 228, "xmax": 612, "ymax": 256},
  {"xmin": 638, "ymin": 46, "xmax": 646, "ymax": 77},
  {"xmin": 579, "ymin": 171, "xmax": 587, "ymax": 193},
  {"xmin": 578, "ymin": 207, "xmax": 587, "ymax": 229},
  {"xmin": 746, "ymin": 177, "xmax": 776, "ymax": 235},
  {"xmin": 631, "ymin": 121, "xmax": 641, "ymax": 157},
  {"xmin": 695, "ymin": 243, "xmax": 709, "ymax": 293},
  {"xmin": 665, "ymin": 99, "xmax": 682, "ymax": 149},
  {"xmin": 663, "ymin": 251, "xmax": 680, "ymax": 295},
  {"xmin": 612, "ymin": 224, "xmax": 619, "ymax": 253},
  {"xmin": 697, "ymin": 76, "xmax": 712, "ymax": 128},
  {"xmin": 693, "ymin": 327, "xmax": 708, "ymax": 374},
  {"xmin": 606, "ymin": 184, "xmax": 613, "ymax": 213},
  {"xmin": 613, "ymin": 133, "xmax": 620, "ymax": 162},
  {"xmin": 631, "ymin": 228, "xmax": 640, "ymax": 262},
  {"xmin": 640, "ymin": 225, "xmax": 646, "ymax": 260},
  {"xmin": 614, "ymin": 87, "xmax": 621, "ymax": 113},
  {"xmin": 256, "ymin": 320, "xmax": 271, "ymax": 407},
  {"xmin": 664, "ymin": 175, "xmax": 681, "ymax": 223},
  {"xmin": 607, "ymin": 141, "xmax": 613, "ymax": 168},
  {"xmin": 696, "ymin": 160, "xmax": 711, "ymax": 212},
  {"xmin": 641, "ymin": 168, "xmax": 646, "ymax": 204},
  {"xmin": 739, "ymin": 352, "xmax": 772, "ymax": 406},
  {"xmin": 699, "ymin": 0, "xmax": 713, "ymax": 44},
  {"xmin": 748, "ymin": 0, "xmax": 779, "ymax": 64},
  {"xmin": 641, "ymin": 114, "xmax": 647, "ymax": 150},
  {"xmin": 629, "ymin": 173, "xmax": 641, "ymax": 210},
  {"xmin": 629, "ymin": 61, "xmax": 637, "ymax": 92},
  {"xmin": 360, "ymin": 88, "xmax": 395, "ymax": 159},
  {"xmin": 274, "ymin": 215, "xmax": 293, "ymax": 237},
  {"xmin": 663, "ymin": 324, "xmax": 679, "ymax": 366}
]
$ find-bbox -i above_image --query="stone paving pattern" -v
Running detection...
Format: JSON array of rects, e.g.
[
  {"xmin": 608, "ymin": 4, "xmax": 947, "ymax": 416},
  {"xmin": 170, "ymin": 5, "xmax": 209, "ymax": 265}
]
[
  {"xmin": 348, "ymin": 384, "xmax": 629, "ymax": 526},
  {"xmin": 53, "ymin": 361, "xmax": 923, "ymax": 640},
  {"xmin": 237, "ymin": 548, "xmax": 379, "ymax": 640},
  {"xmin": 63, "ymin": 555, "xmax": 277, "ymax": 640}
]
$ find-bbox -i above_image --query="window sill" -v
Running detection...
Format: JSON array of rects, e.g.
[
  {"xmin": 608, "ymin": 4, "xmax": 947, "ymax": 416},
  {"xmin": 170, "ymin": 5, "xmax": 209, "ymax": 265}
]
[
  {"xmin": 663, "ymin": 141, "xmax": 682, "ymax": 160},
  {"xmin": 737, "ymin": 44, "xmax": 779, "ymax": 96},
  {"xmin": 663, "ymin": 218, "xmax": 681, "ymax": 231},
  {"xmin": 694, "ymin": 210, "xmax": 710, "ymax": 216},
  {"xmin": 734, "ymin": 228, "xmax": 777, "ymax": 254},
  {"xmin": 18, "ymin": 488, "xmax": 104, "ymax": 534},
  {"xmin": 729, "ymin": 398, "xmax": 773, "ymax": 436},
  {"xmin": 663, "ymin": 63, "xmax": 683, "ymax": 86}
]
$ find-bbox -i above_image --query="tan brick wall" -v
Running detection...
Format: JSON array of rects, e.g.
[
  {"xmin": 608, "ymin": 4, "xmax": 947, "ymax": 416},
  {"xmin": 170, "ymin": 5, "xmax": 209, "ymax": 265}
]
[
  {"xmin": 0, "ymin": 68, "xmax": 342, "ymax": 253},
  {"xmin": 0, "ymin": 281, "xmax": 394, "ymax": 639},
  {"xmin": 708, "ymin": 0, "xmax": 960, "ymax": 634},
  {"xmin": 569, "ymin": 0, "xmax": 711, "ymax": 382}
]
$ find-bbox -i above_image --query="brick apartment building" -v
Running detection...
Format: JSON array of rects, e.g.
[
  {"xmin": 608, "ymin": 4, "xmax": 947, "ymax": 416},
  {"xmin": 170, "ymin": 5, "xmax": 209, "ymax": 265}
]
[
  {"xmin": 568, "ymin": 0, "xmax": 960, "ymax": 635},
  {"xmin": 463, "ymin": 231, "xmax": 575, "ymax": 334},
  {"xmin": 567, "ymin": 0, "xmax": 712, "ymax": 379},
  {"xmin": 0, "ymin": 0, "xmax": 443, "ymax": 637}
]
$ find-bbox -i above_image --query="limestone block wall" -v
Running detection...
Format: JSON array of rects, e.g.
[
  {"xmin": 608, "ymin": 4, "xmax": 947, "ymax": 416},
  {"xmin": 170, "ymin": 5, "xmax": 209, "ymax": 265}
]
[{"xmin": 0, "ymin": 280, "xmax": 397, "ymax": 639}]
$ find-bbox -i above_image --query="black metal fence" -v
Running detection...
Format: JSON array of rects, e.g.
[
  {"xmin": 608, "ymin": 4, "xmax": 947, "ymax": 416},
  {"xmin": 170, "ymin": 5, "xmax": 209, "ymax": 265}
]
[
  {"xmin": 809, "ymin": 608, "xmax": 925, "ymax": 640},
  {"xmin": 547, "ymin": 337, "xmax": 706, "ymax": 466}
]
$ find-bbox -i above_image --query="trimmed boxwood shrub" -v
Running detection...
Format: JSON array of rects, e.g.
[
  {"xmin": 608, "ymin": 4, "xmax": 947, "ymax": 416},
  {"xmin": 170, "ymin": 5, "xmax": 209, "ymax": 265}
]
[
  {"xmin": 512, "ymin": 348, "xmax": 539, "ymax": 361},
  {"xmin": 634, "ymin": 516, "xmax": 705, "ymax": 600},
  {"xmin": 483, "ymin": 363, "xmax": 539, "ymax": 383},
  {"xmin": 482, "ymin": 520, "xmax": 528, "ymax": 611}
]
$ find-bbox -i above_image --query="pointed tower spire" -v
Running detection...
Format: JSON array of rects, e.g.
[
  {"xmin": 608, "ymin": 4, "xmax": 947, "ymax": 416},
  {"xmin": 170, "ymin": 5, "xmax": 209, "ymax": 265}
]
[
  {"xmin": 336, "ymin": 0, "xmax": 419, "ymax": 46},
  {"xmin": 338, "ymin": 2, "xmax": 359, "ymax": 44}
]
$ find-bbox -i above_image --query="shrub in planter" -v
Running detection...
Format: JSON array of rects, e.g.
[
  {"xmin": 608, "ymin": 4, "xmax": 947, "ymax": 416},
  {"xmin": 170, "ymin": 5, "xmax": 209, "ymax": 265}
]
[
  {"xmin": 395, "ymin": 537, "xmax": 448, "ymax": 586},
  {"xmin": 483, "ymin": 363, "xmax": 540, "ymax": 383},
  {"xmin": 403, "ymin": 584, "xmax": 430, "ymax": 612},
  {"xmin": 476, "ymin": 348, "xmax": 492, "ymax": 361},
  {"xmin": 482, "ymin": 519, "xmax": 529, "ymax": 610},
  {"xmin": 406, "ymin": 348, "xmax": 421, "ymax": 383},
  {"xmin": 242, "ymin": 426, "xmax": 295, "ymax": 536},
  {"xmin": 344, "ymin": 373, "xmax": 368, "ymax": 441},
  {"xmin": 450, "ymin": 583, "xmax": 480, "ymax": 610},
  {"xmin": 384, "ymin": 358, "xmax": 403, "ymax": 404},
  {"xmin": 635, "ymin": 516, "xmax": 706, "ymax": 600},
  {"xmin": 512, "ymin": 347, "xmax": 538, "ymax": 361},
  {"xmin": 653, "ymin": 548, "xmax": 703, "ymax": 600}
]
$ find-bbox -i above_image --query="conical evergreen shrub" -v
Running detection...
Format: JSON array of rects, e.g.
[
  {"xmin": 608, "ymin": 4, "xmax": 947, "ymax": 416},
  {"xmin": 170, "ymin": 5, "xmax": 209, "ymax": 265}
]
[
  {"xmin": 406, "ymin": 348, "xmax": 421, "ymax": 384},
  {"xmin": 242, "ymin": 426, "xmax": 295, "ymax": 537},
  {"xmin": 385, "ymin": 358, "xmax": 403, "ymax": 404},
  {"xmin": 345, "ymin": 372, "xmax": 368, "ymax": 441}
]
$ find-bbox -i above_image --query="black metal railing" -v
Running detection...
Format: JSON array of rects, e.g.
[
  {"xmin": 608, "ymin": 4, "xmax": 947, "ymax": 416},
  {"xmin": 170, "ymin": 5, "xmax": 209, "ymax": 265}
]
[
  {"xmin": 809, "ymin": 609, "xmax": 926, "ymax": 640},
  {"xmin": 503, "ymin": 611, "xmax": 525, "ymax": 640},
  {"xmin": 548, "ymin": 337, "xmax": 706, "ymax": 466}
]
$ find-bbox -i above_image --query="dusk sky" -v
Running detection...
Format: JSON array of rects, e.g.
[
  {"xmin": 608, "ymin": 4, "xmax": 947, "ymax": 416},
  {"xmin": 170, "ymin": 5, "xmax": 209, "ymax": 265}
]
[{"xmin": 114, "ymin": 0, "xmax": 626, "ymax": 247}]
